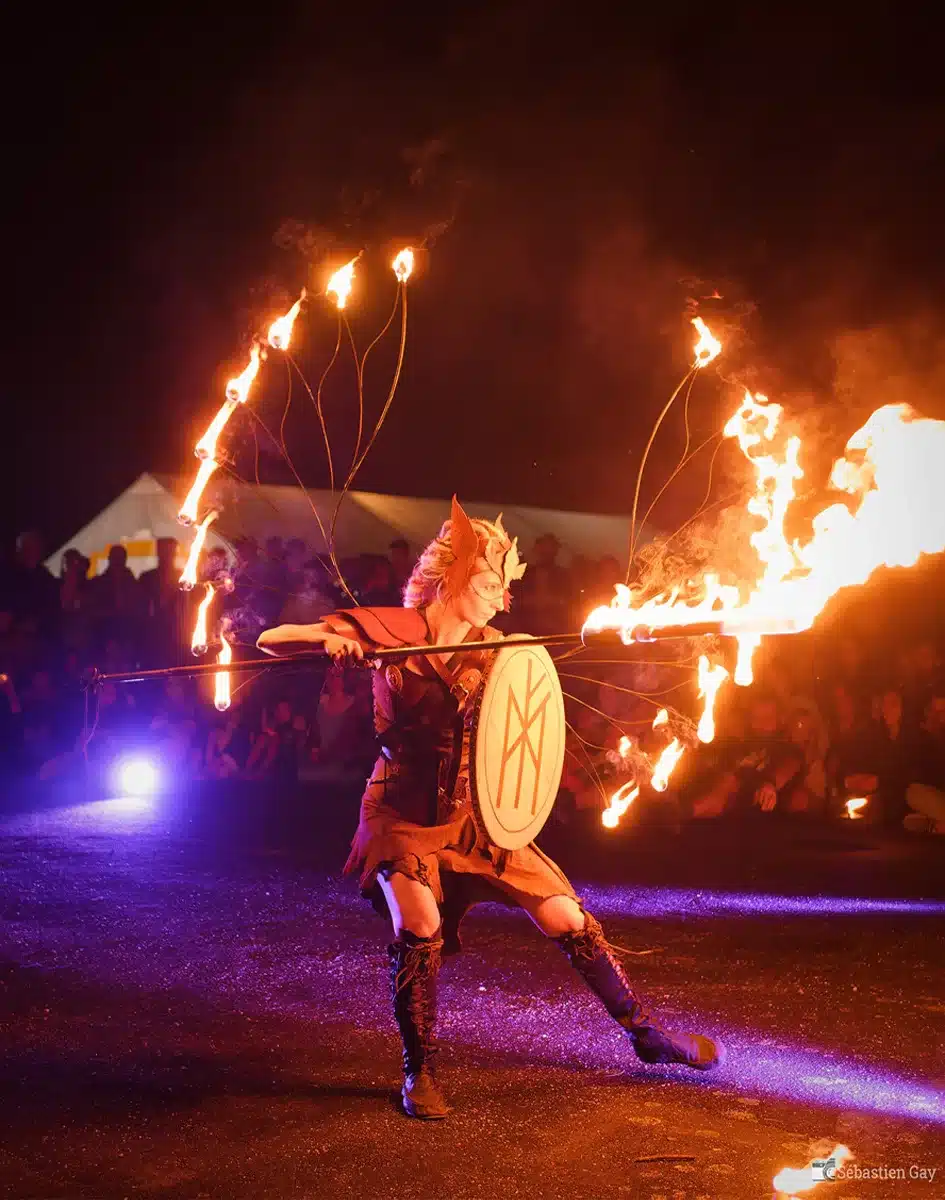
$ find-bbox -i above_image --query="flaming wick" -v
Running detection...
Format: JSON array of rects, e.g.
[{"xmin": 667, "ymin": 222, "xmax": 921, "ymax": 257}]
[
  {"xmin": 225, "ymin": 342, "xmax": 264, "ymax": 403},
  {"xmin": 691, "ymin": 316, "xmax": 722, "ymax": 367},
  {"xmin": 214, "ymin": 621, "xmax": 233, "ymax": 711},
  {"xmin": 178, "ymin": 458, "xmax": 219, "ymax": 526},
  {"xmin": 267, "ymin": 291, "xmax": 306, "ymax": 352},
  {"xmin": 651, "ymin": 739, "xmax": 684, "ymax": 793},
  {"xmin": 191, "ymin": 583, "xmax": 215, "ymax": 657},
  {"xmin": 179, "ymin": 510, "xmax": 217, "ymax": 591},
  {"xmin": 326, "ymin": 258, "xmax": 358, "ymax": 310},
  {"xmin": 602, "ymin": 782, "xmax": 639, "ymax": 829},
  {"xmin": 392, "ymin": 247, "xmax": 415, "ymax": 283}
]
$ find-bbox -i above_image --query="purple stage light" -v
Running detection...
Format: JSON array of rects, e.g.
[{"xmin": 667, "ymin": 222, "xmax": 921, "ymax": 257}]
[
  {"xmin": 577, "ymin": 884, "xmax": 945, "ymax": 918},
  {"xmin": 707, "ymin": 1027, "xmax": 945, "ymax": 1124},
  {"xmin": 112, "ymin": 755, "xmax": 160, "ymax": 799}
]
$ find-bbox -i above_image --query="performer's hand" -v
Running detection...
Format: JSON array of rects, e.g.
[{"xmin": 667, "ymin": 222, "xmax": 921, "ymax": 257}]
[
  {"xmin": 321, "ymin": 634, "xmax": 364, "ymax": 663},
  {"xmin": 753, "ymin": 782, "xmax": 778, "ymax": 812}
]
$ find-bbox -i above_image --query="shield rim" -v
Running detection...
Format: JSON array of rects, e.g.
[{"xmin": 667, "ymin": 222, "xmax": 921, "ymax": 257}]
[{"xmin": 469, "ymin": 640, "xmax": 565, "ymax": 851}]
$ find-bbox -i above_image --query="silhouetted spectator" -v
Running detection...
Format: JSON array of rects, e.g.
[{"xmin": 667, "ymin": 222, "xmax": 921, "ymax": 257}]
[
  {"xmin": 517, "ymin": 533, "xmax": 571, "ymax": 634},
  {"xmin": 3, "ymin": 531, "xmax": 59, "ymax": 632},
  {"xmin": 86, "ymin": 544, "xmax": 141, "ymax": 657},
  {"xmin": 139, "ymin": 538, "xmax": 187, "ymax": 666},
  {"xmin": 279, "ymin": 559, "xmax": 335, "ymax": 625},
  {"xmin": 389, "ymin": 538, "xmax": 412, "ymax": 593},
  {"xmin": 359, "ymin": 557, "xmax": 399, "ymax": 607}
]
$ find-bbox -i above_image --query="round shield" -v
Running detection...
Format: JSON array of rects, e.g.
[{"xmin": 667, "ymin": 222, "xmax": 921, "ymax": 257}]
[{"xmin": 469, "ymin": 641, "xmax": 565, "ymax": 851}]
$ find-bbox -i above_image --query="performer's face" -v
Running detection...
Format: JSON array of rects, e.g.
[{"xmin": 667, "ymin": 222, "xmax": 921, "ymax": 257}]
[{"xmin": 454, "ymin": 560, "xmax": 506, "ymax": 627}]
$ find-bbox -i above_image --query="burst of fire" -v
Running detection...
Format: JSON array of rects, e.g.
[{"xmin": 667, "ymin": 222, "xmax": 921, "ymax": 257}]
[
  {"xmin": 588, "ymin": 317, "xmax": 945, "ymax": 829},
  {"xmin": 214, "ymin": 621, "xmax": 233, "ymax": 711},
  {"xmin": 696, "ymin": 656, "xmax": 729, "ymax": 743},
  {"xmin": 267, "ymin": 291, "xmax": 306, "ymax": 351},
  {"xmin": 392, "ymin": 247, "xmax": 415, "ymax": 283},
  {"xmin": 178, "ymin": 458, "xmax": 219, "ymax": 526},
  {"xmin": 691, "ymin": 316, "xmax": 722, "ymax": 367},
  {"xmin": 225, "ymin": 341, "xmax": 264, "ymax": 403},
  {"xmin": 191, "ymin": 583, "xmax": 215, "ymax": 656},
  {"xmin": 845, "ymin": 796, "xmax": 868, "ymax": 819},
  {"xmin": 773, "ymin": 1143, "xmax": 853, "ymax": 1196},
  {"xmin": 652, "ymin": 708, "xmax": 669, "ymax": 728},
  {"xmin": 179, "ymin": 510, "xmax": 217, "ymax": 591},
  {"xmin": 326, "ymin": 258, "xmax": 357, "ymax": 310}
]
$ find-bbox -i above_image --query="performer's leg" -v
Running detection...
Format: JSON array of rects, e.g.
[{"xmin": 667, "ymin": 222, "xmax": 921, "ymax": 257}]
[
  {"xmin": 378, "ymin": 870, "xmax": 451, "ymax": 1119},
  {"xmin": 522, "ymin": 895, "xmax": 723, "ymax": 1072}
]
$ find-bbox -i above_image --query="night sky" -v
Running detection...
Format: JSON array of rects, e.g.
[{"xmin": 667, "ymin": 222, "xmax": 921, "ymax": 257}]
[{"xmin": 6, "ymin": 3, "xmax": 945, "ymax": 556}]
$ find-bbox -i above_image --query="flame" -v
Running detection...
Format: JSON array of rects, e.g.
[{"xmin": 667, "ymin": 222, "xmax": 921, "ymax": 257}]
[
  {"xmin": 773, "ymin": 1144, "xmax": 853, "ymax": 1196},
  {"xmin": 191, "ymin": 583, "xmax": 215, "ymax": 656},
  {"xmin": 267, "ymin": 291, "xmax": 306, "ymax": 351},
  {"xmin": 651, "ymin": 739, "xmax": 684, "ymax": 792},
  {"xmin": 214, "ymin": 621, "xmax": 233, "ymax": 711},
  {"xmin": 691, "ymin": 316, "xmax": 721, "ymax": 367},
  {"xmin": 195, "ymin": 400, "xmax": 237, "ymax": 461},
  {"xmin": 326, "ymin": 258, "xmax": 357, "ymax": 310},
  {"xmin": 392, "ymin": 247, "xmax": 415, "ymax": 283},
  {"xmin": 586, "ymin": 398, "xmax": 945, "ymax": 669},
  {"xmin": 652, "ymin": 708, "xmax": 669, "ymax": 728},
  {"xmin": 179, "ymin": 510, "xmax": 217, "ymax": 591},
  {"xmin": 845, "ymin": 796, "xmax": 868, "ymax": 819},
  {"xmin": 734, "ymin": 633, "xmax": 761, "ymax": 685},
  {"xmin": 696, "ymin": 656, "xmax": 729, "ymax": 743},
  {"xmin": 225, "ymin": 342, "xmax": 263, "ymax": 403},
  {"xmin": 602, "ymin": 781, "xmax": 639, "ymax": 828},
  {"xmin": 178, "ymin": 457, "xmax": 219, "ymax": 526}
]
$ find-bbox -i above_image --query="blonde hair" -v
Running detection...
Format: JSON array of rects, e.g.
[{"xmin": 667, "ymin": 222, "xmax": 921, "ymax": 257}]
[{"xmin": 402, "ymin": 517, "xmax": 506, "ymax": 608}]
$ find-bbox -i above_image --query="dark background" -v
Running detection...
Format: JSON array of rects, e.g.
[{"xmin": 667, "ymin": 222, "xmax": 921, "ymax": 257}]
[{"xmin": 5, "ymin": 2, "xmax": 945, "ymax": 555}]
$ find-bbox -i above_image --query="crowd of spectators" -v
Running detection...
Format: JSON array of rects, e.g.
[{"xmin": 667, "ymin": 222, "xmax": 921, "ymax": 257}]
[{"xmin": 2, "ymin": 525, "xmax": 944, "ymax": 836}]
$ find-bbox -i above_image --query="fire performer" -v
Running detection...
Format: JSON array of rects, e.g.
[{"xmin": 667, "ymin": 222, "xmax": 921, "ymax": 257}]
[{"xmin": 258, "ymin": 498, "xmax": 722, "ymax": 1120}]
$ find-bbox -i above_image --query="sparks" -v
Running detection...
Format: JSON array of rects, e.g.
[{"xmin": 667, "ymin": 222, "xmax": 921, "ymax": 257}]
[
  {"xmin": 267, "ymin": 291, "xmax": 306, "ymax": 351},
  {"xmin": 179, "ymin": 510, "xmax": 217, "ymax": 591},
  {"xmin": 691, "ymin": 316, "xmax": 722, "ymax": 368},
  {"xmin": 214, "ymin": 621, "xmax": 233, "ymax": 711},
  {"xmin": 392, "ymin": 247, "xmax": 415, "ymax": 283},
  {"xmin": 191, "ymin": 583, "xmax": 215, "ymax": 657},
  {"xmin": 326, "ymin": 258, "xmax": 357, "ymax": 310}
]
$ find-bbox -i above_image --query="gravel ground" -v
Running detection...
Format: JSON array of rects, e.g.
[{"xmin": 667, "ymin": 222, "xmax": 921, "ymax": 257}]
[{"xmin": 0, "ymin": 786, "xmax": 943, "ymax": 1200}]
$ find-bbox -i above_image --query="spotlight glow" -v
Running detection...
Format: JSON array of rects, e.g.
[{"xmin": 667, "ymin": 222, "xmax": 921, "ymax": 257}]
[{"xmin": 114, "ymin": 756, "xmax": 160, "ymax": 797}]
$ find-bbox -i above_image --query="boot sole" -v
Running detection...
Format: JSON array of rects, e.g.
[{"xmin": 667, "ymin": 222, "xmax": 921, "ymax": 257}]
[
  {"xmin": 402, "ymin": 1090, "xmax": 451, "ymax": 1119},
  {"xmin": 636, "ymin": 1038, "xmax": 726, "ymax": 1071}
]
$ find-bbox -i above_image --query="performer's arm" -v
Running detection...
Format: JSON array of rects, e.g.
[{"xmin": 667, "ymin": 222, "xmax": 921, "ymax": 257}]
[{"xmin": 256, "ymin": 618, "xmax": 365, "ymax": 661}]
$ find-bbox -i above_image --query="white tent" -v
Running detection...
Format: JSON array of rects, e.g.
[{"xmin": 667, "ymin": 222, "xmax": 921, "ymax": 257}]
[{"xmin": 47, "ymin": 472, "xmax": 642, "ymax": 576}]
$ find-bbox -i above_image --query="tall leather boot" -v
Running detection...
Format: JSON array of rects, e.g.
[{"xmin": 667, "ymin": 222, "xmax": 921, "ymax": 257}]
[
  {"xmin": 389, "ymin": 927, "xmax": 451, "ymax": 1118},
  {"xmin": 555, "ymin": 912, "xmax": 723, "ymax": 1071}
]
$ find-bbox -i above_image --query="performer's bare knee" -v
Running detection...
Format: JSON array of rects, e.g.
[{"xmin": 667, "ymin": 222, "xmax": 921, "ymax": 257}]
[
  {"xmin": 523, "ymin": 893, "xmax": 586, "ymax": 938},
  {"xmin": 379, "ymin": 871, "xmax": 441, "ymax": 939}
]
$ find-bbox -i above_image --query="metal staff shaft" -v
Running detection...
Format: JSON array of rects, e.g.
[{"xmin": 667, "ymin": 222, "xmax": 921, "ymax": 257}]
[
  {"xmin": 86, "ymin": 622, "xmax": 743, "ymax": 688},
  {"xmin": 87, "ymin": 633, "xmax": 584, "ymax": 687}
]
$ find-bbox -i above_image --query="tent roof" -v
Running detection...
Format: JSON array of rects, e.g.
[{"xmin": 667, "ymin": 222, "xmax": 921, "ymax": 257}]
[{"xmin": 48, "ymin": 473, "xmax": 645, "ymax": 570}]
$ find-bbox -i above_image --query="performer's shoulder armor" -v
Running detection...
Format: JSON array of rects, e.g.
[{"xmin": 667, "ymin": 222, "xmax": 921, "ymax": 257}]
[{"xmin": 328, "ymin": 607, "xmax": 428, "ymax": 650}]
